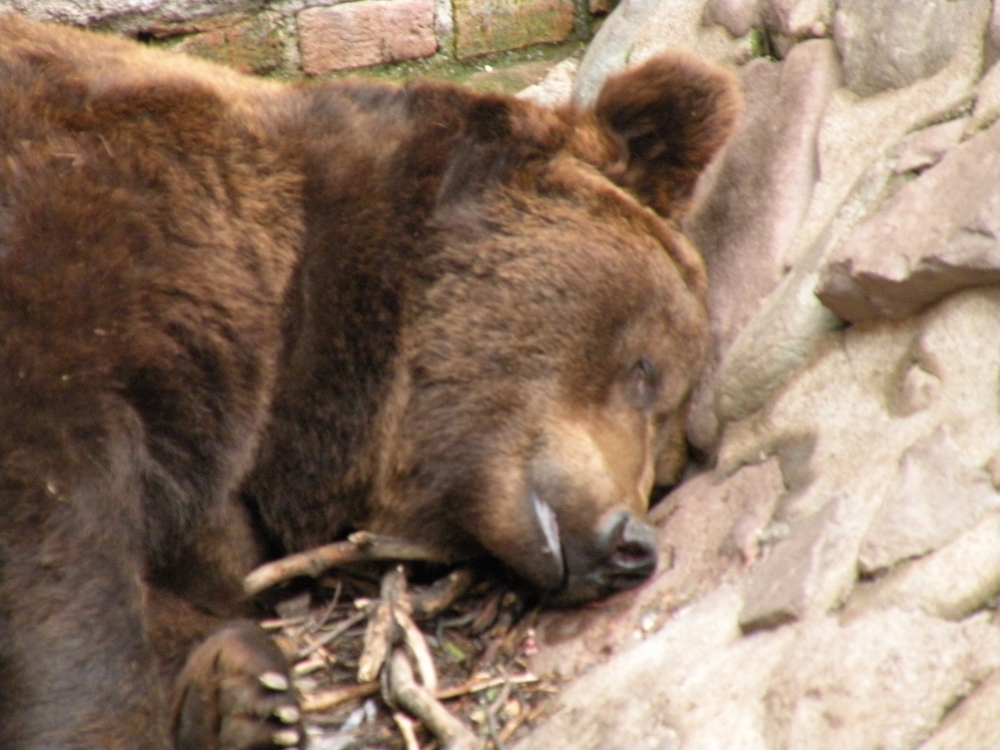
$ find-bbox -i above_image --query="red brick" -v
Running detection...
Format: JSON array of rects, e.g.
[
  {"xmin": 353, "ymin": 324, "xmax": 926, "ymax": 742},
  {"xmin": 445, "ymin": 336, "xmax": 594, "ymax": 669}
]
[
  {"xmin": 298, "ymin": 0, "xmax": 437, "ymax": 75},
  {"xmin": 453, "ymin": 0, "xmax": 575, "ymax": 60}
]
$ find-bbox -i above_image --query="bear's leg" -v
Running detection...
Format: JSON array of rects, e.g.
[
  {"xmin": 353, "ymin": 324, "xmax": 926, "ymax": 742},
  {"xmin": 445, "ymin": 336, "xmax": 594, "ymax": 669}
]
[
  {"xmin": 0, "ymin": 485, "xmax": 172, "ymax": 749},
  {"xmin": 170, "ymin": 620, "xmax": 303, "ymax": 750}
]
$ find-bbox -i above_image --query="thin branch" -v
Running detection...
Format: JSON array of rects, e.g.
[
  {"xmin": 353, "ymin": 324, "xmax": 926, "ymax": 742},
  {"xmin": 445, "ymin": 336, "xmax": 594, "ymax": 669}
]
[
  {"xmin": 300, "ymin": 682, "xmax": 380, "ymax": 713},
  {"xmin": 386, "ymin": 650, "xmax": 483, "ymax": 750},
  {"xmin": 243, "ymin": 532, "xmax": 454, "ymax": 596}
]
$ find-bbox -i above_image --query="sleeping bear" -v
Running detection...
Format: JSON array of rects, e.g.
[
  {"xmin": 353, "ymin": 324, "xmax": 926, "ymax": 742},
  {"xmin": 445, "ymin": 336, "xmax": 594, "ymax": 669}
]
[{"xmin": 0, "ymin": 13, "xmax": 739, "ymax": 750}]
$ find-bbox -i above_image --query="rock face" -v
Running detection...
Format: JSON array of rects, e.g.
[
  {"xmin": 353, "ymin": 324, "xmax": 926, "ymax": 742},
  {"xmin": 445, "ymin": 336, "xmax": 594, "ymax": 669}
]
[{"xmin": 516, "ymin": 1, "xmax": 1000, "ymax": 749}]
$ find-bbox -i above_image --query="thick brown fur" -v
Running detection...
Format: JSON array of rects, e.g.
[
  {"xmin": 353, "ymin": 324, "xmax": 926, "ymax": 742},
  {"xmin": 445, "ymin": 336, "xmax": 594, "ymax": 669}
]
[{"xmin": 0, "ymin": 14, "xmax": 740, "ymax": 750}]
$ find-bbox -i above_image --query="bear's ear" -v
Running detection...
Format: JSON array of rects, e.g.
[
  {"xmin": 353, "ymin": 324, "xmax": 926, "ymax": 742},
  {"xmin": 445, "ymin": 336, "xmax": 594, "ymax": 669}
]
[{"xmin": 594, "ymin": 53, "xmax": 741, "ymax": 220}]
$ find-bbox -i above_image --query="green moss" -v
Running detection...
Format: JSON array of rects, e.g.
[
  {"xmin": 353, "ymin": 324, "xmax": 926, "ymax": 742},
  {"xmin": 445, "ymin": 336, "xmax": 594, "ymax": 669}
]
[{"xmin": 319, "ymin": 40, "xmax": 587, "ymax": 92}]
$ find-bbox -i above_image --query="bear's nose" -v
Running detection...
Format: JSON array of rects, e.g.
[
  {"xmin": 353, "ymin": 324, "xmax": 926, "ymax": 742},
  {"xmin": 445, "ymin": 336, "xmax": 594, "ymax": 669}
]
[{"xmin": 595, "ymin": 510, "xmax": 658, "ymax": 590}]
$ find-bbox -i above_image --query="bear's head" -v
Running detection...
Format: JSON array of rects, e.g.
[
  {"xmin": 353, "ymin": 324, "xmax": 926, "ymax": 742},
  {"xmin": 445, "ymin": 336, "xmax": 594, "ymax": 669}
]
[{"xmin": 366, "ymin": 54, "xmax": 741, "ymax": 605}]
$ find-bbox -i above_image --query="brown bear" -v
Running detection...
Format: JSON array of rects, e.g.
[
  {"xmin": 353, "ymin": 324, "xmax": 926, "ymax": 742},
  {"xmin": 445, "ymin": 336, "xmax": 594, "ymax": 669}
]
[{"xmin": 0, "ymin": 13, "xmax": 740, "ymax": 750}]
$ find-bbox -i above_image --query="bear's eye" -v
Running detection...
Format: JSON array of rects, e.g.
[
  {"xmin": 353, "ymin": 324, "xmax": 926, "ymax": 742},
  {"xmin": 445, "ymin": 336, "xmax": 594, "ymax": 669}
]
[{"xmin": 626, "ymin": 357, "xmax": 660, "ymax": 410}]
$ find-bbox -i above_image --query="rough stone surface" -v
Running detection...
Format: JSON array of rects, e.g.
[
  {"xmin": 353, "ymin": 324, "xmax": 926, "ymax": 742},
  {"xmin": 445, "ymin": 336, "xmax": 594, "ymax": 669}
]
[
  {"xmin": 716, "ymin": 288, "xmax": 1000, "ymax": 628},
  {"xmin": 0, "ymin": 0, "xmax": 253, "ymax": 30},
  {"xmin": 818, "ymin": 116, "xmax": 1000, "ymax": 324},
  {"xmin": 849, "ymin": 512, "xmax": 1000, "ymax": 621},
  {"xmin": 858, "ymin": 428, "xmax": 1000, "ymax": 575},
  {"xmin": 763, "ymin": 0, "xmax": 832, "ymax": 39},
  {"xmin": 452, "ymin": 0, "xmax": 574, "ymax": 60},
  {"xmin": 764, "ymin": 610, "xmax": 1000, "ymax": 750},
  {"xmin": 918, "ymin": 669, "xmax": 1000, "ymax": 750},
  {"xmin": 894, "ymin": 118, "xmax": 969, "ymax": 175},
  {"xmin": 516, "ymin": 58, "xmax": 578, "ymax": 108},
  {"xmin": 972, "ymin": 59, "xmax": 1000, "ymax": 132},
  {"xmin": 684, "ymin": 39, "xmax": 840, "ymax": 451},
  {"xmin": 738, "ymin": 494, "xmax": 864, "ymax": 632},
  {"xmin": 705, "ymin": 0, "xmax": 761, "ymax": 38},
  {"xmin": 515, "ymin": 587, "xmax": 796, "ymax": 750},
  {"xmin": 786, "ymin": 2, "xmax": 987, "ymax": 276},
  {"xmin": 834, "ymin": 0, "xmax": 988, "ymax": 97},
  {"xmin": 518, "ymin": 2, "xmax": 1000, "ymax": 748},
  {"xmin": 297, "ymin": 0, "xmax": 437, "ymax": 74}
]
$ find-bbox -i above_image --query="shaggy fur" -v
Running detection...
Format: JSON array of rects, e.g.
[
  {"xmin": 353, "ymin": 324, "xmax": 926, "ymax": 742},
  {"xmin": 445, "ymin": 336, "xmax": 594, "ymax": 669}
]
[{"xmin": 0, "ymin": 14, "xmax": 739, "ymax": 750}]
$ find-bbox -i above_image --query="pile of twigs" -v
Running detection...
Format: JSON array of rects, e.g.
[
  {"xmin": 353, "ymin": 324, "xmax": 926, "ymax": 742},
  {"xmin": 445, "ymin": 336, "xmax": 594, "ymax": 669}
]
[{"xmin": 247, "ymin": 534, "xmax": 558, "ymax": 749}]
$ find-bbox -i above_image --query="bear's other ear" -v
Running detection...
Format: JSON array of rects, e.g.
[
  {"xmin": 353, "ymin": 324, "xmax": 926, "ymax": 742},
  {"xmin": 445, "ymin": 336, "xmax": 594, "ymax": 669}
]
[{"xmin": 594, "ymin": 52, "xmax": 741, "ymax": 220}]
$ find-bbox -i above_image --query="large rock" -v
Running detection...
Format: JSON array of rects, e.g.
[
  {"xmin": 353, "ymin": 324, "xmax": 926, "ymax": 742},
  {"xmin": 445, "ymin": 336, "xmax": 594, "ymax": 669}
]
[
  {"xmin": 684, "ymin": 39, "xmax": 840, "ymax": 450},
  {"xmin": 919, "ymin": 670, "xmax": 1000, "ymax": 750},
  {"xmin": 719, "ymin": 288, "xmax": 1000, "ymax": 628},
  {"xmin": 818, "ymin": 114, "xmax": 1000, "ymax": 323},
  {"xmin": 764, "ymin": 610, "xmax": 1000, "ymax": 750},
  {"xmin": 848, "ymin": 512, "xmax": 1000, "ymax": 621},
  {"xmin": 857, "ymin": 428, "xmax": 1000, "ymax": 575},
  {"xmin": 0, "ymin": 0, "xmax": 253, "ymax": 29},
  {"xmin": 515, "ymin": 586, "xmax": 795, "ymax": 750},
  {"xmin": 787, "ymin": 1, "xmax": 988, "ymax": 278},
  {"xmin": 834, "ymin": 0, "xmax": 988, "ymax": 97}
]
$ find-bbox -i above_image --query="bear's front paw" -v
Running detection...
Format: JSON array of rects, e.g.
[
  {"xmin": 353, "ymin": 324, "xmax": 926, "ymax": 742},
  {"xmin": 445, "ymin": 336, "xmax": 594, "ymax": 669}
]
[{"xmin": 173, "ymin": 620, "xmax": 304, "ymax": 750}]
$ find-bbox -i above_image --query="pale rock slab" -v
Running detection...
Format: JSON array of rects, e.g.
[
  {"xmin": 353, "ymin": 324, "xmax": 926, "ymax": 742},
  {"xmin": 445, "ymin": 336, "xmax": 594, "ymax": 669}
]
[
  {"xmin": 918, "ymin": 669, "xmax": 1000, "ymax": 750},
  {"xmin": 516, "ymin": 58, "xmax": 578, "ymax": 108},
  {"xmin": 764, "ymin": 0, "xmax": 831, "ymax": 39},
  {"xmin": 858, "ymin": 427, "xmax": 1000, "ymax": 575},
  {"xmin": 737, "ymin": 494, "xmax": 857, "ymax": 631},
  {"xmin": 704, "ymin": 0, "xmax": 760, "ymax": 38},
  {"xmin": 528, "ymin": 457, "xmax": 784, "ymax": 680},
  {"xmin": 0, "ymin": 0, "xmax": 251, "ymax": 30},
  {"xmin": 971, "ymin": 59, "xmax": 1000, "ymax": 132},
  {"xmin": 848, "ymin": 512, "xmax": 1000, "ymax": 621},
  {"xmin": 684, "ymin": 39, "xmax": 839, "ymax": 451},
  {"xmin": 894, "ymin": 118, "xmax": 969, "ymax": 175},
  {"xmin": 764, "ymin": 610, "xmax": 1000, "ymax": 750},
  {"xmin": 834, "ymin": 0, "xmax": 988, "ymax": 97},
  {"xmin": 818, "ymin": 115, "xmax": 1000, "ymax": 323},
  {"xmin": 515, "ymin": 586, "xmax": 795, "ymax": 750},
  {"xmin": 709, "ymin": 139, "xmax": 903, "ymax": 430}
]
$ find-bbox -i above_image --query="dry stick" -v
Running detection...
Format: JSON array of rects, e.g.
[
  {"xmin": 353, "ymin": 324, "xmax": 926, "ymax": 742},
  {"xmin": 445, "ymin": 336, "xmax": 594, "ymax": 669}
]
[
  {"xmin": 357, "ymin": 566, "xmax": 407, "ymax": 683},
  {"xmin": 395, "ymin": 606, "xmax": 438, "ymax": 694},
  {"xmin": 387, "ymin": 650, "xmax": 483, "ymax": 750},
  {"xmin": 436, "ymin": 674, "xmax": 539, "ymax": 701},
  {"xmin": 300, "ymin": 682, "xmax": 380, "ymax": 713},
  {"xmin": 410, "ymin": 568, "xmax": 476, "ymax": 621},
  {"xmin": 298, "ymin": 609, "xmax": 367, "ymax": 659},
  {"xmin": 243, "ymin": 532, "xmax": 453, "ymax": 596},
  {"xmin": 496, "ymin": 702, "xmax": 547, "ymax": 744},
  {"xmin": 393, "ymin": 711, "xmax": 422, "ymax": 750}
]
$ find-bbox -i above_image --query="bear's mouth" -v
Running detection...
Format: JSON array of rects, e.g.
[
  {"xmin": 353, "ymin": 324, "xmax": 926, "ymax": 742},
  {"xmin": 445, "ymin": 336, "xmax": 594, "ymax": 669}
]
[{"xmin": 530, "ymin": 491, "xmax": 565, "ymax": 582}]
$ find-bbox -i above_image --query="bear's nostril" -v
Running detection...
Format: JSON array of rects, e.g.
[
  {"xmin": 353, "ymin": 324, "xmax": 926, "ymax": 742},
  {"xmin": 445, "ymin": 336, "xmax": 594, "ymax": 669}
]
[{"xmin": 601, "ymin": 513, "xmax": 657, "ymax": 585}]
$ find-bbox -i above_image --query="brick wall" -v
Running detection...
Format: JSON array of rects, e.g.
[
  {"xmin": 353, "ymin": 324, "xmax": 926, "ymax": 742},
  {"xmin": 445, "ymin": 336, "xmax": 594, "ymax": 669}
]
[{"xmin": 0, "ymin": 0, "xmax": 612, "ymax": 76}]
